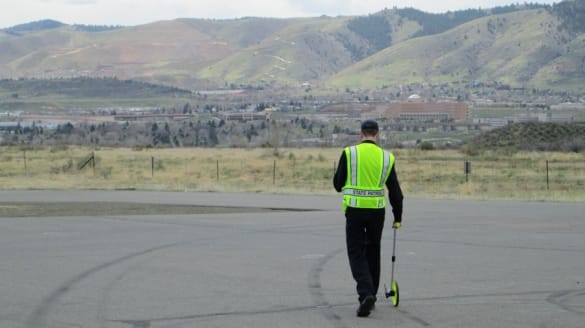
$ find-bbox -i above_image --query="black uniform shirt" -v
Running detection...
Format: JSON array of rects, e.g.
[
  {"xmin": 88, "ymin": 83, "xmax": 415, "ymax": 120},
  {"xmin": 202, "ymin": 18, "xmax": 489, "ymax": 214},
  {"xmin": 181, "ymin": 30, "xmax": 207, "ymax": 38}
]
[{"xmin": 333, "ymin": 141, "xmax": 404, "ymax": 222}]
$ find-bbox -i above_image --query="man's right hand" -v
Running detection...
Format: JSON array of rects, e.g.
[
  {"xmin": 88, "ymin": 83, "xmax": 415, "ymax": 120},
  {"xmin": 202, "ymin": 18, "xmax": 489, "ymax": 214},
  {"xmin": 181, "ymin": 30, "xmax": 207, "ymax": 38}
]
[{"xmin": 392, "ymin": 222, "xmax": 401, "ymax": 229}]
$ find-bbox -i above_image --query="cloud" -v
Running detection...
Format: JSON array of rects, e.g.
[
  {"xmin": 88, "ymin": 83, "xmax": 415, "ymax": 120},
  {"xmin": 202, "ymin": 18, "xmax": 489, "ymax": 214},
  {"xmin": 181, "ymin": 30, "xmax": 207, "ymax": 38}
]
[
  {"xmin": 0, "ymin": 0, "xmax": 560, "ymax": 28},
  {"xmin": 291, "ymin": 0, "xmax": 352, "ymax": 15},
  {"xmin": 65, "ymin": 0, "xmax": 97, "ymax": 4}
]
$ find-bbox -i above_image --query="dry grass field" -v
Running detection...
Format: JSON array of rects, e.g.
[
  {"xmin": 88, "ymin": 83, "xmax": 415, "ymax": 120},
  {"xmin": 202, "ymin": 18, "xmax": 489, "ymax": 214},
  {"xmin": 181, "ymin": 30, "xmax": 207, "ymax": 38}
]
[{"xmin": 1, "ymin": 146, "xmax": 583, "ymax": 202}]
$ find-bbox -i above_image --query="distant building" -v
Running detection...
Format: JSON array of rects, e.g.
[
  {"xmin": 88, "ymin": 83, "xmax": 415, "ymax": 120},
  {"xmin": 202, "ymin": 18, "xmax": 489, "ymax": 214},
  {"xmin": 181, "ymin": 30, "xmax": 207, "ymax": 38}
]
[
  {"xmin": 383, "ymin": 101, "xmax": 468, "ymax": 122},
  {"xmin": 319, "ymin": 100, "xmax": 468, "ymax": 122},
  {"xmin": 222, "ymin": 111, "xmax": 269, "ymax": 122}
]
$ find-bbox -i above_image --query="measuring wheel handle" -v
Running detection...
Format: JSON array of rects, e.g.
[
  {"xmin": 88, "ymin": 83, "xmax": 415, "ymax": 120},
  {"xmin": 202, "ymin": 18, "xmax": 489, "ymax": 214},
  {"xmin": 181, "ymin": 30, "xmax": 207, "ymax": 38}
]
[{"xmin": 384, "ymin": 228, "xmax": 400, "ymax": 307}]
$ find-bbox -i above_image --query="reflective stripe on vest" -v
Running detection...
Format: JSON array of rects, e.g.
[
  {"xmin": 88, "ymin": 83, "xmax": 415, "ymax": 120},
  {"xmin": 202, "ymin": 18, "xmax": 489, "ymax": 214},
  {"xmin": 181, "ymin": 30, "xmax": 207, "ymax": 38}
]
[
  {"xmin": 349, "ymin": 146, "xmax": 358, "ymax": 186},
  {"xmin": 343, "ymin": 189, "xmax": 385, "ymax": 197},
  {"xmin": 348, "ymin": 146, "xmax": 358, "ymax": 207},
  {"xmin": 342, "ymin": 143, "xmax": 394, "ymax": 211}
]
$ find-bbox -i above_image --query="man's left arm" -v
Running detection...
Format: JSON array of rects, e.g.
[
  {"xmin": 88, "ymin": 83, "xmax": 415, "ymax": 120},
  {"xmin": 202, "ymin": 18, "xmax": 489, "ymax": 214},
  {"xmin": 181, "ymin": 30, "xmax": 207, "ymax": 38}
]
[
  {"xmin": 386, "ymin": 165, "xmax": 403, "ymax": 227},
  {"xmin": 333, "ymin": 151, "xmax": 347, "ymax": 192}
]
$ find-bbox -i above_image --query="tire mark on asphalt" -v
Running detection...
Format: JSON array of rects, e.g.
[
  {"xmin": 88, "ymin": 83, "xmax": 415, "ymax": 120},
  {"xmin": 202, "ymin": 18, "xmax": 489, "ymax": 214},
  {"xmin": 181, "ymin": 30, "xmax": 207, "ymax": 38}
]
[
  {"xmin": 403, "ymin": 238, "xmax": 585, "ymax": 254},
  {"xmin": 306, "ymin": 248, "xmax": 431, "ymax": 328},
  {"xmin": 24, "ymin": 242, "xmax": 183, "ymax": 328},
  {"xmin": 97, "ymin": 262, "xmax": 146, "ymax": 328},
  {"xmin": 112, "ymin": 304, "xmax": 347, "ymax": 326},
  {"xmin": 108, "ymin": 248, "xmax": 349, "ymax": 327},
  {"xmin": 397, "ymin": 308, "xmax": 431, "ymax": 326},
  {"xmin": 546, "ymin": 289, "xmax": 585, "ymax": 316},
  {"xmin": 410, "ymin": 289, "xmax": 557, "ymax": 302},
  {"xmin": 307, "ymin": 248, "xmax": 348, "ymax": 328},
  {"xmin": 101, "ymin": 288, "xmax": 584, "ymax": 328}
]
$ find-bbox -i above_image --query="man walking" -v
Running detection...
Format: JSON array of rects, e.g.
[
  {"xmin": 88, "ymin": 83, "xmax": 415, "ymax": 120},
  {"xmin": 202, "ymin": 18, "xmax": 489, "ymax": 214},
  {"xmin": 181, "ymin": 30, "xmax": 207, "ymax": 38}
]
[{"xmin": 333, "ymin": 120, "xmax": 403, "ymax": 317}]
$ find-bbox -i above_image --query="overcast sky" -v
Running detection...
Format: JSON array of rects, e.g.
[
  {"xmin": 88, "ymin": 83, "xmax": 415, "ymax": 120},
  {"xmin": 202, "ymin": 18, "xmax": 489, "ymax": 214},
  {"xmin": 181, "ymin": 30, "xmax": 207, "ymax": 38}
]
[{"xmin": 1, "ymin": 0, "xmax": 559, "ymax": 29}]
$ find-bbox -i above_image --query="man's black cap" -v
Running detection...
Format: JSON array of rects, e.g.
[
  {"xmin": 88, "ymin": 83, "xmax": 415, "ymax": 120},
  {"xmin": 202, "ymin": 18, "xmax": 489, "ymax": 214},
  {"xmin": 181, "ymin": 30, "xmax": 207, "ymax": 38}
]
[{"xmin": 361, "ymin": 120, "xmax": 379, "ymax": 131}]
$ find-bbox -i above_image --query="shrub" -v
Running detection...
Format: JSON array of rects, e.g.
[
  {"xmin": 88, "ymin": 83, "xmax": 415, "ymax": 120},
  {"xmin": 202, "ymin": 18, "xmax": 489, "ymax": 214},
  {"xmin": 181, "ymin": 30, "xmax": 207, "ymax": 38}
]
[
  {"xmin": 420, "ymin": 141, "xmax": 434, "ymax": 150},
  {"xmin": 561, "ymin": 138, "xmax": 585, "ymax": 153}
]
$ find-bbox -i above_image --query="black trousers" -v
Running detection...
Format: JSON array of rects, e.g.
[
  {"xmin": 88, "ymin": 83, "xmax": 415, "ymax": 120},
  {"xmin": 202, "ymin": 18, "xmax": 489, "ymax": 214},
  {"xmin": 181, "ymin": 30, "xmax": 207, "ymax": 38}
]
[{"xmin": 345, "ymin": 207, "xmax": 386, "ymax": 301}]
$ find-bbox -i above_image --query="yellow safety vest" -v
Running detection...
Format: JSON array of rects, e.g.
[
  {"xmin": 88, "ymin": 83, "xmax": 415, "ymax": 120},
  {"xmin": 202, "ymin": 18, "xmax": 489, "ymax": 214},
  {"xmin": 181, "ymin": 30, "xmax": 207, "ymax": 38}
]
[{"xmin": 342, "ymin": 143, "xmax": 395, "ymax": 211}]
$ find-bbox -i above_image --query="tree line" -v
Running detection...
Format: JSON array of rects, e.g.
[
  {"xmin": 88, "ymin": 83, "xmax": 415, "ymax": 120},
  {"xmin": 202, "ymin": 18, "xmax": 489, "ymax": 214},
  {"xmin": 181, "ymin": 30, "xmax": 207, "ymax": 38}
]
[
  {"xmin": 0, "ymin": 116, "xmax": 331, "ymax": 148},
  {"xmin": 552, "ymin": 0, "xmax": 585, "ymax": 33},
  {"xmin": 1, "ymin": 19, "xmax": 123, "ymax": 34}
]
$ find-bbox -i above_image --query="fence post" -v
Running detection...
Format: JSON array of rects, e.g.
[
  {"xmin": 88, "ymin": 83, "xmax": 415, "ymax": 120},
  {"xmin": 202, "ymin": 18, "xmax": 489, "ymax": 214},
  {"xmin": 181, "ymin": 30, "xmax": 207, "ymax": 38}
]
[
  {"xmin": 217, "ymin": 160, "xmax": 219, "ymax": 181},
  {"xmin": 546, "ymin": 160, "xmax": 549, "ymax": 190},
  {"xmin": 273, "ymin": 160, "xmax": 276, "ymax": 185},
  {"xmin": 151, "ymin": 156, "xmax": 155, "ymax": 177},
  {"xmin": 464, "ymin": 161, "xmax": 471, "ymax": 182},
  {"xmin": 78, "ymin": 152, "xmax": 95, "ymax": 174},
  {"xmin": 23, "ymin": 150, "xmax": 27, "ymax": 173},
  {"xmin": 333, "ymin": 161, "xmax": 336, "ymax": 177}
]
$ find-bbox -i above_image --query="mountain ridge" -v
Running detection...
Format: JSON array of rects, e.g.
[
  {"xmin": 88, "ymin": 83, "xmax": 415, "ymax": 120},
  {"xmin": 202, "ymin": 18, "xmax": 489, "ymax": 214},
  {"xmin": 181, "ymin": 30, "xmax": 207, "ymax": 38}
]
[{"xmin": 1, "ymin": 1, "xmax": 583, "ymax": 93}]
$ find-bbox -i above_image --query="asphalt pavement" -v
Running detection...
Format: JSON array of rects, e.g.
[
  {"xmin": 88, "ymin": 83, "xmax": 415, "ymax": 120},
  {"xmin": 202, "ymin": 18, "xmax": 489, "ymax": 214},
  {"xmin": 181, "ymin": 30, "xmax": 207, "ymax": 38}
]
[{"xmin": 1, "ymin": 190, "xmax": 584, "ymax": 328}]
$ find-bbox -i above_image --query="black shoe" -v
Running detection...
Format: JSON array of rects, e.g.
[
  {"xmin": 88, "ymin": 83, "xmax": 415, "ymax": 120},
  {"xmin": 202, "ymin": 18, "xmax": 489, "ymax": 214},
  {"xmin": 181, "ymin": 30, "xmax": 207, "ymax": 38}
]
[{"xmin": 356, "ymin": 295, "xmax": 376, "ymax": 317}]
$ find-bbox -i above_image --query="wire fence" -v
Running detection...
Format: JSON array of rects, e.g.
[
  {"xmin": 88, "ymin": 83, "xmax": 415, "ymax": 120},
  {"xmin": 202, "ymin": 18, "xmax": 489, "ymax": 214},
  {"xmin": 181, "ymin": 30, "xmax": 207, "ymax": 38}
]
[{"xmin": 1, "ymin": 147, "xmax": 584, "ymax": 201}]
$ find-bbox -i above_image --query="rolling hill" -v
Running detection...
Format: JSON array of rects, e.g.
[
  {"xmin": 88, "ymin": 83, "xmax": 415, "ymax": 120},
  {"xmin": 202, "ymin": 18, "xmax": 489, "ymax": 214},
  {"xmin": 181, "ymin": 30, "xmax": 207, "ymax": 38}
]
[
  {"xmin": 466, "ymin": 122, "xmax": 585, "ymax": 151},
  {"xmin": 329, "ymin": 8, "xmax": 575, "ymax": 88},
  {"xmin": 0, "ymin": 1, "xmax": 584, "ymax": 92}
]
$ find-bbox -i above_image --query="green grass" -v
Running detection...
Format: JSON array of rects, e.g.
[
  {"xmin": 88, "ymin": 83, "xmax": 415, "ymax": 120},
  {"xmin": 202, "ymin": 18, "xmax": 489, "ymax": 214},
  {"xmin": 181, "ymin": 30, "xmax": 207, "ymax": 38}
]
[
  {"xmin": 0, "ymin": 95, "xmax": 193, "ymax": 111},
  {"xmin": 1, "ymin": 146, "xmax": 583, "ymax": 202}
]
